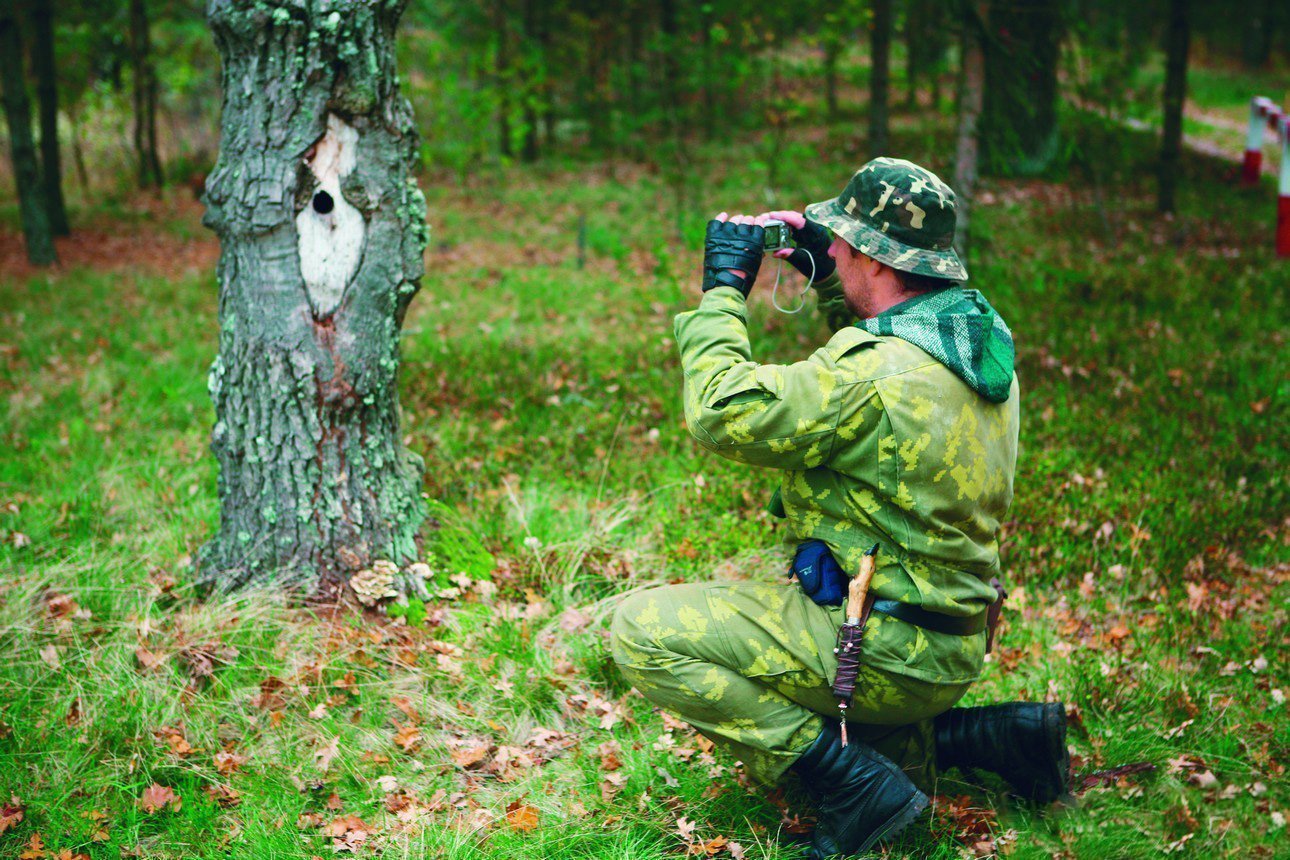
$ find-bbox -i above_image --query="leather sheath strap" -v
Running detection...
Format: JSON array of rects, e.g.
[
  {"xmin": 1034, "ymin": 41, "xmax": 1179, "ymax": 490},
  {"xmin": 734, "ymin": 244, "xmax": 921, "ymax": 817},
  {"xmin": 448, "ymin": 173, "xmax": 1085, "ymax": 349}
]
[
  {"xmin": 870, "ymin": 599, "xmax": 987, "ymax": 636},
  {"xmin": 985, "ymin": 576, "xmax": 1008, "ymax": 653}
]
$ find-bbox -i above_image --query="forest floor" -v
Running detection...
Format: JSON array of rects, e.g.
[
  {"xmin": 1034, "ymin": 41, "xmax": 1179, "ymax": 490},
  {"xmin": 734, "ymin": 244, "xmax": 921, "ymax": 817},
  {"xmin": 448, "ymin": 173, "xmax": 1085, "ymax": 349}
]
[{"xmin": 1, "ymin": 104, "xmax": 1287, "ymax": 860}]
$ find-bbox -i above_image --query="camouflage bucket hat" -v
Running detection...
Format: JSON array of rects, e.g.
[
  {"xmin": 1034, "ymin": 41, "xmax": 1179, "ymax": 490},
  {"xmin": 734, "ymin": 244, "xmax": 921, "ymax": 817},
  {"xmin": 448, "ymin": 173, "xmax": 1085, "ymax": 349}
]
[{"xmin": 804, "ymin": 157, "xmax": 967, "ymax": 281}]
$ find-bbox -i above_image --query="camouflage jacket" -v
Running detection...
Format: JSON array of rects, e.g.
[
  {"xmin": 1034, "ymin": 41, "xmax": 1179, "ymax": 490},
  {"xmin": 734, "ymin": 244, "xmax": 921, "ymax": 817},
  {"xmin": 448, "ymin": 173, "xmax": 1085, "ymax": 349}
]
[{"xmin": 674, "ymin": 277, "xmax": 1020, "ymax": 685}]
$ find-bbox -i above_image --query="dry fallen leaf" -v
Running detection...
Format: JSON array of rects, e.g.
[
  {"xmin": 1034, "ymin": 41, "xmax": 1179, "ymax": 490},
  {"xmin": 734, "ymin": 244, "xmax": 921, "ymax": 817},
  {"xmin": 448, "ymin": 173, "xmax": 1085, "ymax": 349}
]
[
  {"xmin": 315, "ymin": 737, "xmax": 340, "ymax": 772},
  {"xmin": 18, "ymin": 833, "xmax": 45, "ymax": 860},
  {"xmin": 296, "ymin": 811, "xmax": 324, "ymax": 829},
  {"xmin": 138, "ymin": 784, "xmax": 180, "ymax": 814},
  {"xmin": 154, "ymin": 726, "xmax": 193, "ymax": 757},
  {"xmin": 204, "ymin": 784, "xmax": 241, "ymax": 808},
  {"xmin": 558, "ymin": 607, "xmax": 593, "ymax": 633},
  {"xmin": 391, "ymin": 696, "xmax": 422, "ymax": 724},
  {"xmin": 134, "ymin": 647, "xmax": 164, "ymax": 671},
  {"xmin": 0, "ymin": 796, "xmax": 24, "ymax": 835},
  {"xmin": 38, "ymin": 645, "xmax": 61, "ymax": 671},
  {"xmin": 450, "ymin": 743, "xmax": 491, "ymax": 769},
  {"xmin": 392, "ymin": 722, "xmax": 422, "ymax": 752},
  {"xmin": 213, "ymin": 751, "xmax": 247, "ymax": 775},
  {"xmin": 506, "ymin": 800, "xmax": 540, "ymax": 832},
  {"xmin": 598, "ymin": 740, "xmax": 623, "ymax": 772}
]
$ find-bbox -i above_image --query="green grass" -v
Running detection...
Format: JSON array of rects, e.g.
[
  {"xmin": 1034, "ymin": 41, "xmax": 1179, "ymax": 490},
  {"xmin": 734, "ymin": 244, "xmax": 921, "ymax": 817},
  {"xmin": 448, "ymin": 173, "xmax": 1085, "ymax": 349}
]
[{"xmin": 1, "ymin": 104, "xmax": 1287, "ymax": 860}]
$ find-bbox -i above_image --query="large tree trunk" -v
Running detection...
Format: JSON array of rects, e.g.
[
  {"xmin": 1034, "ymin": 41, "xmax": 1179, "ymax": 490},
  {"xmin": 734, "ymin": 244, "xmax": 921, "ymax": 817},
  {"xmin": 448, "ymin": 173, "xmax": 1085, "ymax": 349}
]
[
  {"xmin": 953, "ymin": 1, "xmax": 986, "ymax": 260},
  {"xmin": 1157, "ymin": 0, "xmax": 1190, "ymax": 213},
  {"xmin": 199, "ymin": 0, "xmax": 428, "ymax": 600},
  {"xmin": 0, "ymin": 7, "xmax": 57, "ymax": 266},
  {"xmin": 30, "ymin": 1, "xmax": 69, "ymax": 236},
  {"xmin": 980, "ymin": 0, "xmax": 1062, "ymax": 175},
  {"xmin": 129, "ymin": 0, "xmax": 164, "ymax": 188},
  {"xmin": 869, "ymin": 0, "xmax": 892, "ymax": 157}
]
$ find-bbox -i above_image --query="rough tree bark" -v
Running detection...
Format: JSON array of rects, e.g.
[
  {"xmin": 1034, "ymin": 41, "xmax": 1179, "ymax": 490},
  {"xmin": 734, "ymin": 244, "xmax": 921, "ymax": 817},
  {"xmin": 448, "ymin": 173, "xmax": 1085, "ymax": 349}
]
[
  {"xmin": 1158, "ymin": 0, "xmax": 1190, "ymax": 214},
  {"xmin": 30, "ymin": 0, "xmax": 69, "ymax": 236},
  {"xmin": 980, "ymin": 0, "xmax": 1062, "ymax": 175},
  {"xmin": 0, "ymin": 6, "xmax": 57, "ymax": 266},
  {"xmin": 953, "ymin": 1, "xmax": 986, "ymax": 260},
  {"xmin": 199, "ymin": 0, "xmax": 428, "ymax": 600},
  {"xmin": 129, "ymin": 0, "xmax": 164, "ymax": 188},
  {"xmin": 869, "ymin": 0, "xmax": 892, "ymax": 157}
]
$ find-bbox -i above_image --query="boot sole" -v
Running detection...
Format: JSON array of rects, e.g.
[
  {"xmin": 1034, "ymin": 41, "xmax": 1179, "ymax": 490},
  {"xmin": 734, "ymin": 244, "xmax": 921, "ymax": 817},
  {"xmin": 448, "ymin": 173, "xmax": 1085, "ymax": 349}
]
[{"xmin": 812, "ymin": 789, "xmax": 929, "ymax": 859}]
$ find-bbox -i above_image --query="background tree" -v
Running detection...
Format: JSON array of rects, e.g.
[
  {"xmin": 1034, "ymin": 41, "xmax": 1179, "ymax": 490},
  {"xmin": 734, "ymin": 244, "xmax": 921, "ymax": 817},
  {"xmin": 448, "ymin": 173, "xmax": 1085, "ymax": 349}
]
[
  {"xmin": 980, "ymin": 0, "xmax": 1063, "ymax": 174},
  {"xmin": 0, "ymin": 4, "xmax": 58, "ymax": 265},
  {"xmin": 199, "ymin": 0, "xmax": 428, "ymax": 599},
  {"xmin": 954, "ymin": 0, "xmax": 986, "ymax": 259},
  {"xmin": 29, "ymin": 0, "xmax": 69, "ymax": 236},
  {"xmin": 1157, "ymin": 0, "xmax": 1189, "ymax": 213},
  {"xmin": 869, "ymin": 0, "xmax": 893, "ymax": 156},
  {"xmin": 905, "ymin": 0, "xmax": 950, "ymax": 110},
  {"xmin": 129, "ymin": 0, "xmax": 164, "ymax": 187}
]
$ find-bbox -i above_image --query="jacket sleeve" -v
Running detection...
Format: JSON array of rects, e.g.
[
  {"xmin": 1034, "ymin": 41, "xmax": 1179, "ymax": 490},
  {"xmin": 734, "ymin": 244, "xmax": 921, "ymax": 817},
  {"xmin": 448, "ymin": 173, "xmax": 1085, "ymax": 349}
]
[
  {"xmin": 809, "ymin": 270, "xmax": 858, "ymax": 333},
  {"xmin": 673, "ymin": 286, "xmax": 877, "ymax": 470}
]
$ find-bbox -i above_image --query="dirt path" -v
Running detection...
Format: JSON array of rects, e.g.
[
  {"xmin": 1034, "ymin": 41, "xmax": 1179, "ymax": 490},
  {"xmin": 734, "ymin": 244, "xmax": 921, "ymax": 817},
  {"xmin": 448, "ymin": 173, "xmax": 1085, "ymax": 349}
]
[{"xmin": 1, "ymin": 195, "xmax": 218, "ymax": 283}]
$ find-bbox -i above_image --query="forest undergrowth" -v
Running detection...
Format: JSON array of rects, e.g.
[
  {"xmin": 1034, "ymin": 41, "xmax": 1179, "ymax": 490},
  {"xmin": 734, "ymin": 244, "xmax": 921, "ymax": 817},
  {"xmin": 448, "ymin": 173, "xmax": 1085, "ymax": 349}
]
[{"xmin": 0, "ymin": 108, "xmax": 1286, "ymax": 859}]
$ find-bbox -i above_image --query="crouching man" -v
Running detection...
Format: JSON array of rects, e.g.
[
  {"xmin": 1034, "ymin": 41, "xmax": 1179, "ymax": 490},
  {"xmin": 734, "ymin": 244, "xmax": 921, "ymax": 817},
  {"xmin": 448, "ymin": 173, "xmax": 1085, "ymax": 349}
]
[{"xmin": 610, "ymin": 158, "xmax": 1069, "ymax": 858}]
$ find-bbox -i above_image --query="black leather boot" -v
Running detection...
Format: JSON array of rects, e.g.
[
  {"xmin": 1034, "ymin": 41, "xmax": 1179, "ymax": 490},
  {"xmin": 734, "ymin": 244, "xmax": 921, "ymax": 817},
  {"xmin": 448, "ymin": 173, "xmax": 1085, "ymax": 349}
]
[
  {"xmin": 934, "ymin": 702, "xmax": 1070, "ymax": 804},
  {"xmin": 792, "ymin": 722, "xmax": 929, "ymax": 859}
]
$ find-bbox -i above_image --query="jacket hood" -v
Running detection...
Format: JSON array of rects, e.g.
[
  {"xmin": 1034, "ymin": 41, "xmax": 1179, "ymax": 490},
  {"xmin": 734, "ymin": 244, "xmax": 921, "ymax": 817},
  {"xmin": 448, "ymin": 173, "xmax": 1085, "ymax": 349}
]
[{"xmin": 858, "ymin": 287, "xmax": 1015, "ymax": 403}]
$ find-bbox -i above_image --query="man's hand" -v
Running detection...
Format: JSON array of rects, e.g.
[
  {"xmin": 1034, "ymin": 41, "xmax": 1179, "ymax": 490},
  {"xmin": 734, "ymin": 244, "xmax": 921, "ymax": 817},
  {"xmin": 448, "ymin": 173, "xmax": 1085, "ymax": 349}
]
[
  {"xmin": 702, "ymin": 212, "xmax": 766, "ymax": 298},
  {"xmin": 764, "ymin": 209, "xmax": 837, "ymax": 284}
]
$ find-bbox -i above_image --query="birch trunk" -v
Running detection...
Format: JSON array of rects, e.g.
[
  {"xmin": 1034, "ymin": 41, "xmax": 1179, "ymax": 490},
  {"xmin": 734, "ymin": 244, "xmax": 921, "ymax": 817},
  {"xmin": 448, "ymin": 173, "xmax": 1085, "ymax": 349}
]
[{"xmin": 199, "ymin": 0, "xmax": 428, "ymax": 600}]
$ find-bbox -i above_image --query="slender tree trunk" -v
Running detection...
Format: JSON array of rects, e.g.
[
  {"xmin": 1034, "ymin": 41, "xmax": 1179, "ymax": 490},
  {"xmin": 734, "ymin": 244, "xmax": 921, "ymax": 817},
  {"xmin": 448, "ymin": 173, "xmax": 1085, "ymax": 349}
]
[
  {"xmin": 980, "ymin": 0, "xmax": 1062, "ymax": 175},
  {"xmin": 953, "ymin": 1, "xmax": 986, "ymax": 260},
  {"xmin": 1240, "ymin": 0, "xmax": 1272, "ymax": 68},
  {"xmin": 0, "ymin": 8, "xmax": 57, "ymax": 266},
  {"xmin": 199, "ymin": 0, "xmax": 428, "ymax": 599},
  {"xmin": 869, "ymin": 0, "xmax": 892, "ymax": 157},
  {"xmin": 494, "ymin": 0, "xmax": 512, "ymax": 158},
  {"xmin": 30, "ymin": 1, "xmax": 68, "ymax": 235},
  {"xmin": 1158, "ymin": 0, "xmax": 1190, "ymax": 213},
  {"xmin": 905, "ymin": 10, "xmax": 918, "ymax": 109},
  {"xmin": 824, "ymin": 40, "xmax": 840, "ymax": 120},
  {"xmin": 520, "ymin": 0, "xmax": 540, "ymax": 162},
  {"xmin": 69, "ymin": 102, "xmax": 90, "ymax": 192},
  {"xmin": 659, "ymin": 0, "xmax": 679, "ymax": 142},
  {"xmin": 129, "ymin": 0, "xmax": 164, "ymax": 187}
]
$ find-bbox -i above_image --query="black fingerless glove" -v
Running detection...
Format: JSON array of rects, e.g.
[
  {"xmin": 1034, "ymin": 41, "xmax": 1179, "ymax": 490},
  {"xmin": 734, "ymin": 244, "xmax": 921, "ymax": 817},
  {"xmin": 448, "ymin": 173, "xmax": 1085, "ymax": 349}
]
[
  {"xmin": 702, "ymin": 220, "xmax": 765, "ymax": 298},
  {"xmin": 784, "ymin": 219, "xmax": 836, "ymax": 284}
]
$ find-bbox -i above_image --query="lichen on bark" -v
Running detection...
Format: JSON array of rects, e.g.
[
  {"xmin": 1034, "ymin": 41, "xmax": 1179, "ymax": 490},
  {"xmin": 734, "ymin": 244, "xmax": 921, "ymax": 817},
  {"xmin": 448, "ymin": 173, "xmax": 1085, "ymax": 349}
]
[{"xmin": 199, "ymin": 0, "xmax": 427, "ymax": 600}]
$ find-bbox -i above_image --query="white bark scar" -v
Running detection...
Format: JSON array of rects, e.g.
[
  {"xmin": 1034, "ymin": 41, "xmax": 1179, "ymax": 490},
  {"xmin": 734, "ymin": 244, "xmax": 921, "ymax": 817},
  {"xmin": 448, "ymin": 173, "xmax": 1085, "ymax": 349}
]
[{"xmin": 298, "ymin": 114, "xmax": 365, "ymax": 317}]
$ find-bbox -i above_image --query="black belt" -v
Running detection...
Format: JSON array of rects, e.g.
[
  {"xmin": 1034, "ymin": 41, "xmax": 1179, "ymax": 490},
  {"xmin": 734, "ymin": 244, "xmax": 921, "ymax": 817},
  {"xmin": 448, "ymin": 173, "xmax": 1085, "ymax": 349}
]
[{"xmin": 870, "ymin": 599, "xmax": 987, "ymax": 636}]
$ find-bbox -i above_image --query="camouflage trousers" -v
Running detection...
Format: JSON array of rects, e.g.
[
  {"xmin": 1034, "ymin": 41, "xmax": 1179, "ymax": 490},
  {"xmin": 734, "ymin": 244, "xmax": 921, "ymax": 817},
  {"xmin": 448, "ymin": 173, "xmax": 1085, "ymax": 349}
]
[{"xmin": 610, "ymin": 581, "xmax": 972, "ymax": 789}]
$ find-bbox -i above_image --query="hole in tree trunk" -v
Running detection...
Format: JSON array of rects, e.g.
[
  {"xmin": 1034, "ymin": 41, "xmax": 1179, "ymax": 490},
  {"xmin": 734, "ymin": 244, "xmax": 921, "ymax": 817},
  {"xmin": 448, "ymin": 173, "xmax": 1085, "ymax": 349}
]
[{"xmin": 312, "ymin": 190, "xmax": 335, "ymax": 214}]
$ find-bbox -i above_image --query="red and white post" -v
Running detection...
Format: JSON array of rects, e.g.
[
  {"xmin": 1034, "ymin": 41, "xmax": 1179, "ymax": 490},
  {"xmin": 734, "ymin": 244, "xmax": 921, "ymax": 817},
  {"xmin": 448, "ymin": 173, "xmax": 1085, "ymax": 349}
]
[
  {"xmin": 1277, "ymin": 115, "xmax": 1290, "ymax": 258},
  {"xmin": 1243, "ymin": 97, "xmax": 1268, "ymax": 185}
]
